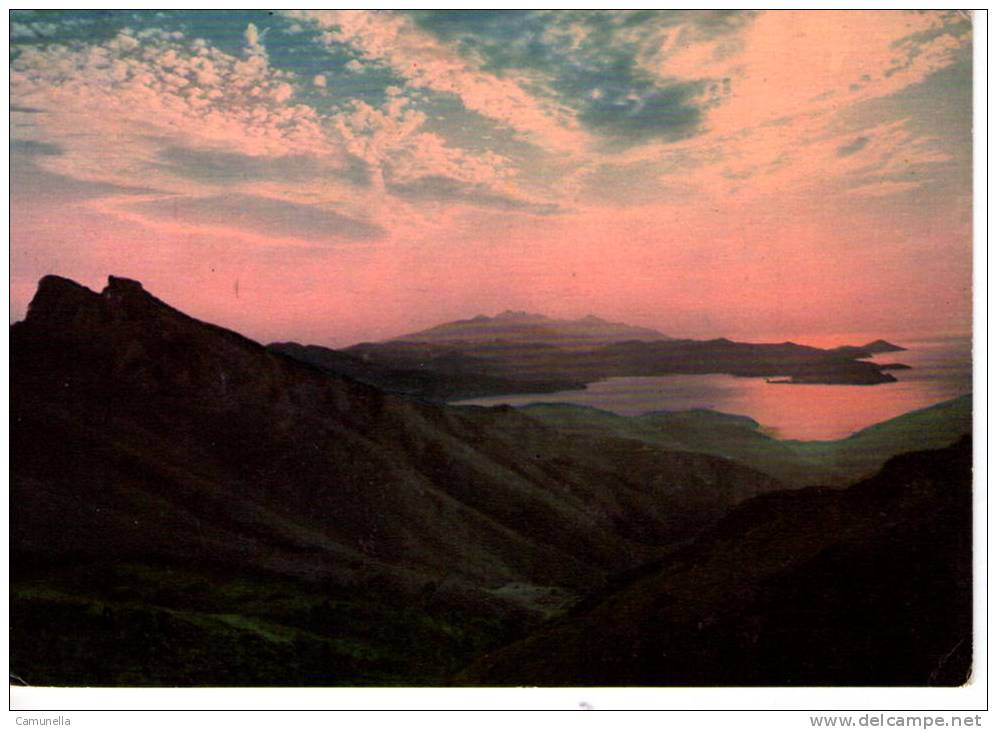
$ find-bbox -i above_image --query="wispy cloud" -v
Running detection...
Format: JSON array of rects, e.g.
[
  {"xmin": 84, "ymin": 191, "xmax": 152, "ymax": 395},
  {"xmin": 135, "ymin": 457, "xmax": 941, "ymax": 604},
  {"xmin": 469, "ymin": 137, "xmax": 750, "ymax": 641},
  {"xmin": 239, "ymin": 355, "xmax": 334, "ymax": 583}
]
[
  {"xmin": 387, "ymin": 176, "xmax": 561, "ymax": 215},
  {"xmin": 157, "ymin": 146, "xmax": 370, "ymax": 187},
  {"xmin": 836, "ymin": 137, "xmax": 870, "ymax": 158},
  {"xmin": 8, "ymin": 10, "xmax": 974, "ymax": 341},
  {"xmin": 847, "ymin": 180, "xmax": 924, "ymax": 198},
  {"xmin": 287, "ymin": 10, "xmax": 590, "ymax": 153},
  {"xmin": 127, "ymin": 193, "xmax": 385, "ymax": 242},
  {"xmin": 10, "ymin": 17, "xmax": 543, "ymax": 241},
  {"xmin": 10, "ymin": 10, "xmax": 970, "ymax": 228}
]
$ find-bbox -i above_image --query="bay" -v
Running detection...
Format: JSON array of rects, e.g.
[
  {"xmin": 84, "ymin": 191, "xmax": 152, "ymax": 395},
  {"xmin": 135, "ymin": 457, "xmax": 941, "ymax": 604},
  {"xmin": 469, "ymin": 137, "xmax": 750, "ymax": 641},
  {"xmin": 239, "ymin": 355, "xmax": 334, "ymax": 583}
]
[{"xmin": 454, "ymin": 334, "xmax": 973, "ymax": 440}]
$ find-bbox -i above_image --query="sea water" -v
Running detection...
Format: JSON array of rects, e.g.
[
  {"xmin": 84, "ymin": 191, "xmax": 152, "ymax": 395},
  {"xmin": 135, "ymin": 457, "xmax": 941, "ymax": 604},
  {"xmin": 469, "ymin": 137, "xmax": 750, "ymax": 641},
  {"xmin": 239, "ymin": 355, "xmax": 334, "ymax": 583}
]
[{"xmin": 454, "ymin": 335, "xmax": 973, "ymax": 440}]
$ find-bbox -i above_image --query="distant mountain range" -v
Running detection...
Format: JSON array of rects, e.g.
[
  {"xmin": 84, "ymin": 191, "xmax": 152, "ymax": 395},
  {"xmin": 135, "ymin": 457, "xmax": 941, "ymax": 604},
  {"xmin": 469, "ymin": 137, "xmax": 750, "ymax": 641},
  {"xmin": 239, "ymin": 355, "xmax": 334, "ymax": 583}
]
[
  {"xmin": 272, "ymin": 315, "xmax": 908, "ymax": 401},
  {"xmin": 859, "ymin": 338, "xmax": 907, "ymax": 353},
  {"xmin": 10, "ymin": 275, "xmax": 970, "ymax": 687},
  {"xmin": 391, "ymin": 310, "xmax": 673, "ymax": 347}
]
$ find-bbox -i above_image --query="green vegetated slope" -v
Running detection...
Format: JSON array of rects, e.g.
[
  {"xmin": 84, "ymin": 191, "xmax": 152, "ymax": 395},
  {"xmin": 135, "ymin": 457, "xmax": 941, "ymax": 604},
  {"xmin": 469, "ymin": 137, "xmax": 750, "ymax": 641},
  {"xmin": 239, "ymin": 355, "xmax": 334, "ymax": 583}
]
[
  {"xmin": 11, "ymin": 561, "xmax": 514, "ymax": 686},
  {"xmin": 514, "ymin": 395, "xmax": 971, "ymax": 488}
]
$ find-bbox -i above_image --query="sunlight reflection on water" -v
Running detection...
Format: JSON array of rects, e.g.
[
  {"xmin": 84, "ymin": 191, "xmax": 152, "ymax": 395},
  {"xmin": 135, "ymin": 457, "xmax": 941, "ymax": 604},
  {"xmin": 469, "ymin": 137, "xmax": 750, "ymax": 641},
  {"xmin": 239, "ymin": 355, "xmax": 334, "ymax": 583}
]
[{"xmin": 455, "ymin": 335, "xmax": 972, "ymax": 440}]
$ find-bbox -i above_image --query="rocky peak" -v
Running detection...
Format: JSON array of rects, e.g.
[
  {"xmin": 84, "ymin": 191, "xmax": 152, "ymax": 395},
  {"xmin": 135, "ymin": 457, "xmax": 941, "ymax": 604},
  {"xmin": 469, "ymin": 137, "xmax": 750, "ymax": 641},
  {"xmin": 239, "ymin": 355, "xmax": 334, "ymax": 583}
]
[
  {"xmin": 22, "ymin": 275, "xmax": 101, "ymax": 329},
  {"xmin": 20, "ymin": 275, "xmax": 168, "ymax": 338},
  {"xmin": 104, "ymin": 275, "xmax": 146, "ymax": 295}
]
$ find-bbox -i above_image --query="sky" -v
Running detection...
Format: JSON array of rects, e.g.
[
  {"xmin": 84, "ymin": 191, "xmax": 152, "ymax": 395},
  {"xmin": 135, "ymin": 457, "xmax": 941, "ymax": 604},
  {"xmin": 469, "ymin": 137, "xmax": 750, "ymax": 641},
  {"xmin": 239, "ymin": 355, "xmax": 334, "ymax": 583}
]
[{"xmin": 9, "ymin": 10, "xmax": 974, "ymax": 346}]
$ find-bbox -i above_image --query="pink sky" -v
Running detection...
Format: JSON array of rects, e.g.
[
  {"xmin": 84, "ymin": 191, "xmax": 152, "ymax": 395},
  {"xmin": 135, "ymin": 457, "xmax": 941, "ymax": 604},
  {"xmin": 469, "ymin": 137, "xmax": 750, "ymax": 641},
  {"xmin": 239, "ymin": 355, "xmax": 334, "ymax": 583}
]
[{"xmin": 10, "ymin": 10, "xmax": 973, "ymax": 346}]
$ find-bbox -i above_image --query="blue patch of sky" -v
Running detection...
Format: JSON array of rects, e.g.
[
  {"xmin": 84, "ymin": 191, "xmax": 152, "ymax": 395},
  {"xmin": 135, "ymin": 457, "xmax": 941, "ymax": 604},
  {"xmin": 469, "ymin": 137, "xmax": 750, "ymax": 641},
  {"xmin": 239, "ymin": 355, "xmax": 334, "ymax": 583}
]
[
  {"xmin": 10, "ymin": 10, "xmax": 410, "ymax": 116},
  {"xmin": 145, "ymin": 11, "xmax": 408, "ymax": 113},
  {"xmin": 183, "ymin": 10, "xmax": 413, "ymax": 114},
  {"xmin": 407, "ymin": 10, "xmax": 721, "ymax": 143},
  {"xmin": 417, "ymin": 94, "xmax": 544, "ymax": 162},
  {"xmin": 10, "ymin": 9, "xmax": 109, "ymax": 47},
  {"xmin": 841, "ymin": 56, "xmax": 972, "ymax": 206},
  {"xmin": 9, "ymin": 9, "xmax": 711, "ymax": 144}
]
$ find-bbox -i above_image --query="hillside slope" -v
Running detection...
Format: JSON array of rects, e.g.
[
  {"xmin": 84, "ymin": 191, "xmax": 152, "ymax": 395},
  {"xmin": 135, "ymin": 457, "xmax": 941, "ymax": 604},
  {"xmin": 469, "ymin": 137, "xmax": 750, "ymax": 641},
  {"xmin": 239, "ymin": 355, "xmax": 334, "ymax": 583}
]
[
  {"xmin": 516, "ymin": 395, "xmax": 971, "ymax": 487},
  {"xmin": 459, "ymin": 437, "xmax": 973, "ymax": 686},
  {"xmin": 11, "ymin": 275, "xmax": 783, "ymax": 685}
]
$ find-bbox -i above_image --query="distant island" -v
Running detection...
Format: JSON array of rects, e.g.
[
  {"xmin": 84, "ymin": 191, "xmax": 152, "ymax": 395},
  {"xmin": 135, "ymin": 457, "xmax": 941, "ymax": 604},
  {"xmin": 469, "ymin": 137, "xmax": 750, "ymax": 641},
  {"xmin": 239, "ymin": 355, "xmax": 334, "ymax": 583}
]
[
  {"xmin": 861, "ymin": 339, "xmax": 908, "ymax": 354},
  {"xmin": 272, "ymin": 312, "xmax": 909, "ymax": 400},
  {"xmin": 393, "ymin": 310, "xmax": 673, "ymax": 347}
]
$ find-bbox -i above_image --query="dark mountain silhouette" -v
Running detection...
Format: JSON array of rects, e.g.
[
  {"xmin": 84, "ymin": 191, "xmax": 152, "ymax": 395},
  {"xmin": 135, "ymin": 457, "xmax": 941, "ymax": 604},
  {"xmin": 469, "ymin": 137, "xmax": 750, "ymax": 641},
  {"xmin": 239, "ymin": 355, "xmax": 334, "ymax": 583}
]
[
  {"xmin": 11, "ymin": 275, "xmax": 783, "ymax": 685},
  {"xmin": 329, "ymin": 330, "xmax": 906, "ymax": 400},
  {"xmin": 13, "ymin": 277, "xmax": 789, "ymax": 584},
  {"xmin": 459, "ymin": 437, "xmax": 972, "ymax": 686},
  {"xmin": 269, "ymin": 341, "xmax": 585, "ymax": 401},
  {"xmin": 861, "ymin": 339, "xmax": 907, "ymax": 353},
  {"xmin": 566, "ymin": 337, "xmax": 902, "ymax": 384}
]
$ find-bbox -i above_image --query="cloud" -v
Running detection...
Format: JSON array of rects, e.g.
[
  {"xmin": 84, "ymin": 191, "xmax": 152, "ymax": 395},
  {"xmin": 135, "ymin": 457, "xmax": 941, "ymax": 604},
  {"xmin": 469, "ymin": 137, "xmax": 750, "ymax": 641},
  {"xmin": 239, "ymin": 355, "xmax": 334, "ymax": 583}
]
[
  {"xmin": 10, "ymin": 152, "xmax": 160, "ymax": 203},
  {"xmin": 7, "ymin": 10, "xmax": 974, "ymax": 345},
  {"xmin": 7, "ymin": 10, "xmax": 973, "ymax": 246},
  {"xmin": 655, "ymin": 11, "xmax": 971, "ymax": 135},
  {"xmin": 244, "ymin": 22, "xmax": 261, "ymax": 49},
  {"xmin": 10, "ymin": 139, "xmax": 61, "ymax": 156},
  {"xmin": 836, "ymin": 137, "xmax": 870, "ymax": 157},
  {"xmin": 157, "ymin": 146, "xmax": 371, "ymax": 187},
  {"xmin": 9, "ymin": 18, "xmax": 528, "ymax": 239},
  {"xmin": 9, "ymin": 33, "xmax": 301, "ymax": 196},
  {"xmin": 287, "ymin": 10, "xmax": 588, "ymax": 153},
  {"xmin": 10, "ymin": 25, "xmax": 334, "ymax": 175},
  {"xmin": 128, "ymin": 193, "xmax": 385, "ymax": 242},
  {"xmin": 847, "ymin": 180, "xmax": 923, "ymax": 198},
  {"xmin": 606, "ymin": 11, "xmax": 973, "ymax": 208},
  {"xmin": 330, "ymin": 96, "xmax": 515, "ymax": 195},
  {"xmin": 11, "ymin": 21, "xmax": 60, "ymax": 39},
  {"xmin": 576, "ymin": 81, "xmax": 706, "ymax": 143},
  {"xmin": 386, "ymin": 175, "xmax": 561, "ymax": 215},
  {"xmin": 400, "ymin": 11, "xmax": 754, "ymax": 145},
  {"xmin": 10, "ymin": 14, "xmax": 95, "ymax": 42}
]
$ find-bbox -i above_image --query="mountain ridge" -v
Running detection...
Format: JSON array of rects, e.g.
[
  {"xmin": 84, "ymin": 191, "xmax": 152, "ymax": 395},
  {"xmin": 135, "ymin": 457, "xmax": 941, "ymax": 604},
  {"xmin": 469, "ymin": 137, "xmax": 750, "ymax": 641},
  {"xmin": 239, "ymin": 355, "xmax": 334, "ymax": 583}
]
[
  {"xmin": 316, "ymin": 311, "xmax": 912, "ymax": 394},
  {"xmin": 12, "ymin": 274, "xmax": 791, "ymax": 684},
  {"xmin": 388, "ymin": 310, "xmax": 673, "ymax": 347}
]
